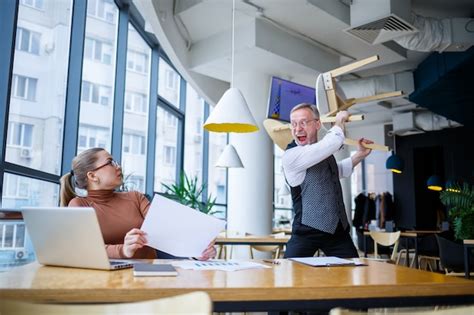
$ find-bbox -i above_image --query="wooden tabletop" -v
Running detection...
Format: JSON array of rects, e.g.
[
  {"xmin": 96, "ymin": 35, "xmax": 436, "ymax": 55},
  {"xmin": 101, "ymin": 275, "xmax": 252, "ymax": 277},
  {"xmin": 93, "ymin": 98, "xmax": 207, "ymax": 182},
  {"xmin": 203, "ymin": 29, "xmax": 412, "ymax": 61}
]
[
  {"xmin": 215, "ymin": 236, "xmax": 290, "ymax": 245},
  {"xmin": 363, "ymin": 230, "xmax": 441, "ymax": 237},
  {"xmin": 464, "ymin": 239, "xmax": 474, "ymax": 245},
  {"xmin": 0, "ymin": 259, "xmax": 473, "ymax": 307},
  {"xmin": 272, "ymin": 227, "xmax": 292, "ymax": 234}
]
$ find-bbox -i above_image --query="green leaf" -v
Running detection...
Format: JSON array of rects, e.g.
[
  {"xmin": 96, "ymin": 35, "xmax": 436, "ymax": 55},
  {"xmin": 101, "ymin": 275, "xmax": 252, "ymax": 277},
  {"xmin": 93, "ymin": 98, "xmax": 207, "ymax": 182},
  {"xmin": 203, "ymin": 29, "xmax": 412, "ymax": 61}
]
[
  {"xmin": 161, "ymin": 171, "xmax": 217, "ymax": 216},
  {"xmin": 440, "ymin": 183, "xmax": 474, "ymax": 240}
]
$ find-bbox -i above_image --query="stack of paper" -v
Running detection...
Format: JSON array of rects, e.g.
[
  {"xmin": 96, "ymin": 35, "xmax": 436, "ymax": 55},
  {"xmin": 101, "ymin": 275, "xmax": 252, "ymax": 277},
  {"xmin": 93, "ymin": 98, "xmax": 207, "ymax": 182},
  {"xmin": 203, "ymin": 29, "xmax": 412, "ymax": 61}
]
[
  {"xmin": 289, "ymin": 257, "xmax": 366, "ymax": 267},
  {"xmin": 173, "ymin": 260, "xmax": 270, "ymax": 271}
]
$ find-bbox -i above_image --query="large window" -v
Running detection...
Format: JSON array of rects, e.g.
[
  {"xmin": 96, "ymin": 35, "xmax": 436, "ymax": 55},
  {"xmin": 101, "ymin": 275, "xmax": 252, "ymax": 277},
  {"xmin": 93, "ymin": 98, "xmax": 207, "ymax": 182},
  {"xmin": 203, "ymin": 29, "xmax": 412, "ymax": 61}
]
[
  {"xmin": 0, "ymin": 0, "xmax": 225, "ymax": 270},
  {"xmin": 158, "ymin": 58, "xmax": 180, "ymax": 108},
  {"xmin": 78, "ymin": 0, "xmax": 118, "ymax": 153},
  {"xmin": 2, "ymin": 173, "xmax": 59, "ymax": 210},
  {"xmin": 121, "ymin": 23, "xmax": 151, "ymax": 194},
  {"xmin": 208, "ymin": 132, "xmax": 228, "ymax": 219},
  {"xmin": 274, "ymin": 145, "xmax": 292, "ymax": 228},
  {"xmin": 184, "ymin": 83, "xmax": 204, "ymax": 186},
  {"xmin": 6, "ymin": 1, "xmax": 72, "ymax": 174},
  {"xmin": 154, "ymin": 107, "xmax": 180, "ymax": 192}
]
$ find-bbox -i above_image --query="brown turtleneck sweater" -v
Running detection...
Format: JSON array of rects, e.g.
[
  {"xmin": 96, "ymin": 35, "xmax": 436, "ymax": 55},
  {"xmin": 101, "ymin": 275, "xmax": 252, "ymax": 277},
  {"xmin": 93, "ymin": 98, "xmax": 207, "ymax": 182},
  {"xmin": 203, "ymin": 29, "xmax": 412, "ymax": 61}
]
[{"xmin": 68, "ymin": 190, "xmax": 157, "ymax": 259}]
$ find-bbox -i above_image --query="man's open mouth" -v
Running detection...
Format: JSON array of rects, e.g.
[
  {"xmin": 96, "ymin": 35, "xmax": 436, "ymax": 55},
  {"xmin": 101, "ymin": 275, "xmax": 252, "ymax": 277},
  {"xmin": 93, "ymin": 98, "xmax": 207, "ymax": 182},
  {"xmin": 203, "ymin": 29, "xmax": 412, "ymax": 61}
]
[{"xmin": 297, "ymin": 135, "xmax": 307, "ymax": 142}]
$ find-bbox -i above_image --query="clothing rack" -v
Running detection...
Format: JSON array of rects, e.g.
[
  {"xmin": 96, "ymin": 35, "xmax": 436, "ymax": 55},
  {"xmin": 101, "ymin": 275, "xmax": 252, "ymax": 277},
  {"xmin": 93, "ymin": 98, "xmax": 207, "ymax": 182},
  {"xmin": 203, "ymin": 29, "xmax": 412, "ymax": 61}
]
[{"xmin": 353, "ymin": 191, "xmax": 395, "ymax": 230}]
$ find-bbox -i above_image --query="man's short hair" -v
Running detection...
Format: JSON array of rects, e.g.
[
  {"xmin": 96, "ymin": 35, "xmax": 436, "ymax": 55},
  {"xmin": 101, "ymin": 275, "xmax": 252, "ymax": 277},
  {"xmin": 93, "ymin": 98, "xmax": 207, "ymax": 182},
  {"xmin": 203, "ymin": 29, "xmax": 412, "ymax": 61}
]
[{"xmin": 290, "ymin": 103, "xmax": 320, "ymax": 119}]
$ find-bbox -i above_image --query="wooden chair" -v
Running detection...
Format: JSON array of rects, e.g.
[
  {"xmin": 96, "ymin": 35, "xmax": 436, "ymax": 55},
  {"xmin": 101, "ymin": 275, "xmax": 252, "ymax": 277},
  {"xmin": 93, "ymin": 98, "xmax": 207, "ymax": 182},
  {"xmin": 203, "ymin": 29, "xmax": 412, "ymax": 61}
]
[
  {"xmin": 0, "ymin": 291, "xmax": 212, "ymax": 315},
  {"xmin": 416, "ymin": 235, "xmax": 441, "ymax": 272},
  {"xmin": 418, "ymin": 255, "xmax": 441, "ymax": 272},
  {"xmin": 248, "ymin": 232, "xmax": 286, "ymax": 259},
  {"xmin": 368, "ymin": 231, "xmax": 400, "ymax": 262},
  {"xmin": 395, "ymin": 248, "xmax": 417, "ymax": 267},
  {"xmin": 217, "ymin": 230, "xmax": 241, "ymax": 259}
]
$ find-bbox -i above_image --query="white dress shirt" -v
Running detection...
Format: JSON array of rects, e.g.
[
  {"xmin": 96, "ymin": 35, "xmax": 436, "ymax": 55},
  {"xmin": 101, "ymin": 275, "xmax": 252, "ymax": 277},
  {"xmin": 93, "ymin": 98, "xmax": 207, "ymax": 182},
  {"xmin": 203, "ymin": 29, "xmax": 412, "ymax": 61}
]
[{"xmin": 282, "ymin": 125, "xmax": 353, "ymax": 187}]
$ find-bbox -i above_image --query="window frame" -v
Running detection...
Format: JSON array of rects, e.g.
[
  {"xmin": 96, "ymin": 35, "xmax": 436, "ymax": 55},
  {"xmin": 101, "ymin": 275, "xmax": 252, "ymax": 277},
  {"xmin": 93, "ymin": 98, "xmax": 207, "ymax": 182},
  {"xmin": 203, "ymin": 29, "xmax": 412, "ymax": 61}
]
[
  {"xmin": 12, "ymin": 74, "xmax": 37, "ymax": 101},
  {"xmin": 15, "ymin": 27, "xmax": 41, "ymax": 55}
]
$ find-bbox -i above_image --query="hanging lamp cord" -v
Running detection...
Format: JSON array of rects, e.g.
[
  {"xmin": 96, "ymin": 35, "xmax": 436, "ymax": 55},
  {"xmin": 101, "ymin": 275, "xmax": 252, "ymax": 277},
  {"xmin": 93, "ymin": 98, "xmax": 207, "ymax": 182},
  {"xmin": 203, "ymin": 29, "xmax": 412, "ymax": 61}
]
[{"xmin": 231, "ymin": 0, "xmax": 235, "ymax": 88}]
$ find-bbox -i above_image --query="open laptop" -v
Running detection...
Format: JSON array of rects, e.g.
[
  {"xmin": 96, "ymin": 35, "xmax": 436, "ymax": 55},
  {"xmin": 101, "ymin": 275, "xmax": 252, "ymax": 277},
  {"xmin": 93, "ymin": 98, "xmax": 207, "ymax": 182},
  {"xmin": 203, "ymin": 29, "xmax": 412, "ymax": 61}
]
[{"xmin": 21, "ymin": 207, "xmax": 133, "ymax": 270}]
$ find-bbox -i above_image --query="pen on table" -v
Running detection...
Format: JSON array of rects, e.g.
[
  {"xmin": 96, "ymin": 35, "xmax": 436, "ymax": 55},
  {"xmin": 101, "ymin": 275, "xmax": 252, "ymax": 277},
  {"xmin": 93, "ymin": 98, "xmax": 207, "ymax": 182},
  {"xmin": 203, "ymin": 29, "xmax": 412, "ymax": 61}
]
[{"xmin": 262, "ymin": 259, "xmax": 280, "ymax": 265}]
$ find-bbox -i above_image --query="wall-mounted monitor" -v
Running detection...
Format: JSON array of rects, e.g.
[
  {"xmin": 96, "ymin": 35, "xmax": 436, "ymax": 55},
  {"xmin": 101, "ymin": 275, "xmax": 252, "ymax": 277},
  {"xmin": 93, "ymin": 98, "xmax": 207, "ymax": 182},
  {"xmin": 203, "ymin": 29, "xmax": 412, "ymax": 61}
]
[{"xmin": 267, "ymin": 77, "xmax": 316, "ymax": 122}]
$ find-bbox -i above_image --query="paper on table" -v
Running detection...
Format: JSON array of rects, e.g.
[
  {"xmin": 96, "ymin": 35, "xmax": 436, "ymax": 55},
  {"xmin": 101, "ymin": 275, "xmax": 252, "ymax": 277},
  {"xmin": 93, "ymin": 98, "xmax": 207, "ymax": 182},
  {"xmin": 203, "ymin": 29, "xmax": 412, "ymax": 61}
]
[
  {"xmin": 289, "ymin": 257, "xmax": 366, "ymax": 267},
  {"xmin": 172, "ymin": 260, "xmax": 270, "ymax": 271},
  {"xmin": 141, "ymin": 194, "xmax": 226, "ymax": 257}
]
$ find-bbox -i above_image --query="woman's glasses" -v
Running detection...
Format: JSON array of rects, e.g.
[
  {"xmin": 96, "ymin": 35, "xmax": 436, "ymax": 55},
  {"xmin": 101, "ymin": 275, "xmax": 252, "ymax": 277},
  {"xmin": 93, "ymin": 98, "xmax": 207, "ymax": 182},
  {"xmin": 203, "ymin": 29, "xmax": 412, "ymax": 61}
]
[{"xmin": 90, "ymin": 159, "xmax": 120, "ymax": 172}]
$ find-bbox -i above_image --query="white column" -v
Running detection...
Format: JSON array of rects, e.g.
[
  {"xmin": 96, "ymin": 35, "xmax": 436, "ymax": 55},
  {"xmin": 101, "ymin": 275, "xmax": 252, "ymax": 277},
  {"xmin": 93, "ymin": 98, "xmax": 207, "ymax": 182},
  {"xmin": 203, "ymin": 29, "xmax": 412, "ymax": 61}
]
[{"xmin": 226, "ymin": 71, "xmax": 273, "ymax": 241}]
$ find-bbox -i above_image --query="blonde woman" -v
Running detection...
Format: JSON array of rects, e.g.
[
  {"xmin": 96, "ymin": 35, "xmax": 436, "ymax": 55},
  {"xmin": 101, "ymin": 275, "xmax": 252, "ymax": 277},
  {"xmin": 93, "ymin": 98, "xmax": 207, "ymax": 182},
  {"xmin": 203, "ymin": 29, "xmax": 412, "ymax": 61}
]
[{"xmin": 60, "ymin": 147, "xmax": 215, "ymax": 260}]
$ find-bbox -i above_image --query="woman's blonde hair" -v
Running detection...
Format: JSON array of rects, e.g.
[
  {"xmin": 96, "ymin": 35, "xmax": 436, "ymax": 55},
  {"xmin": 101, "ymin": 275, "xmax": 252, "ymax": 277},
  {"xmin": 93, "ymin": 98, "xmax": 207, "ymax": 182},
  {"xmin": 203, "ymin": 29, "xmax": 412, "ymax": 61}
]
[{"xmin": 59, "ymin": 147, "xmax": 105, "ymax": 206}]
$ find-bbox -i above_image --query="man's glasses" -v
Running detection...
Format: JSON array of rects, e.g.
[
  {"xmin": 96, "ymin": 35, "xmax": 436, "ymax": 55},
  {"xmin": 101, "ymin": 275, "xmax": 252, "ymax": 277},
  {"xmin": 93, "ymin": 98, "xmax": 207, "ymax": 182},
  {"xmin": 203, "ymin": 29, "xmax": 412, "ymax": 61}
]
[
  {"xmin": 90, "ymin": 159, "xmax": 120, "ymax": 172},
  {"xmin": 290, "ymin": 118, "xmax": 318, "ymax": 129}
]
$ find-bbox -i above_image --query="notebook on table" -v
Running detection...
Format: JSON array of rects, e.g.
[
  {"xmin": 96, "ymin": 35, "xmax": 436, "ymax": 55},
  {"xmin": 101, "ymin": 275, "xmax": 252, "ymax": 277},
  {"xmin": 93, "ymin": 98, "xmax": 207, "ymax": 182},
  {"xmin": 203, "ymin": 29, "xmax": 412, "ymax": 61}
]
[
  {"xmin": 21, "ymin": 207, "xmax": 133, "ymax": 270},
  {"xmin": 133, "ymin": 263, "xmax": 178, "ymax": 276}
]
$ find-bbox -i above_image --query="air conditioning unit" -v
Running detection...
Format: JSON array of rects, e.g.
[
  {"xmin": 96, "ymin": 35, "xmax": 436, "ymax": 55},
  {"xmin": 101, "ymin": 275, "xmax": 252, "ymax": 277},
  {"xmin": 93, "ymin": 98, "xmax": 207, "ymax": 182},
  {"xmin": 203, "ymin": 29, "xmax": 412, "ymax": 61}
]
[
  {"xmin": 344, "ymin": 0, "xmax": 418, "ymax": 45},
  {"xmin": 20, "ymin": 148, "xmax": 32, "ymax": 158},
  {"xmin": 392, "ymin": 112, "xmax": 423, "ymax": 136}
]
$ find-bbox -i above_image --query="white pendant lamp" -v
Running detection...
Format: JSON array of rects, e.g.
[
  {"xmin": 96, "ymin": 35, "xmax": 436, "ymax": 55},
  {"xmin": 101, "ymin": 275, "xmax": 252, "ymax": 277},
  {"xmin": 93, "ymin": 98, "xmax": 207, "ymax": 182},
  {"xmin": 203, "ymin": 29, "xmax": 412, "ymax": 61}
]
[
  {"xmin": 203, "ymin": 0, "xmax": 259, "ymax": 133},
  {"xmin": 215, "ymin": 144, "xmax": 244, "ymax": 168}
]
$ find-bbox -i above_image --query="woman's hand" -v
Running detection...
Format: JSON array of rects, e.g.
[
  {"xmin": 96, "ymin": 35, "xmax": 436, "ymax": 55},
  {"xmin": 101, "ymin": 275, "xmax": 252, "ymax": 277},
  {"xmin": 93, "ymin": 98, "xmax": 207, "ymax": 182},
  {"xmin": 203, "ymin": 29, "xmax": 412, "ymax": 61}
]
[
  {"xmin": 122, "ymin": 228, "xmax": 148, "ymax": 258},
  {"xmin": 197, "ymin": 240, "xmax": 217, "ymax": 261}
]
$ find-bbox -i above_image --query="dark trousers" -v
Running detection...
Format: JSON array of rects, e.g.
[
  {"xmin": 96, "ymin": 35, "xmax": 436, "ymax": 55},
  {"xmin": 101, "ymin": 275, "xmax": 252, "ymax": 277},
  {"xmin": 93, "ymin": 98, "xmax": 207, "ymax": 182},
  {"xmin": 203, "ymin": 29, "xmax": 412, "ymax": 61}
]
[{"xmin": 284, "ymin": 222, "xmax": 359, "ymax": 258}]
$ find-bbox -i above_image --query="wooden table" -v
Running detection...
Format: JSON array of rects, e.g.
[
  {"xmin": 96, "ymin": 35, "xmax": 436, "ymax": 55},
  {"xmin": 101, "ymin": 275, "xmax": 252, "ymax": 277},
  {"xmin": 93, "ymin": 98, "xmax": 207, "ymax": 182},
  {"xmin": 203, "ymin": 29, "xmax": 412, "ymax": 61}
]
[
  {"xmin": 272, "ymin": 227, "xmax": 292, "ymax": 235},
  {"xmin": 464, "ymin": 239, "xmax": 474, "ymax": 279},
  {"xmin": 0, "ymin": 259, "xmax": 473, "ymax": 313}
]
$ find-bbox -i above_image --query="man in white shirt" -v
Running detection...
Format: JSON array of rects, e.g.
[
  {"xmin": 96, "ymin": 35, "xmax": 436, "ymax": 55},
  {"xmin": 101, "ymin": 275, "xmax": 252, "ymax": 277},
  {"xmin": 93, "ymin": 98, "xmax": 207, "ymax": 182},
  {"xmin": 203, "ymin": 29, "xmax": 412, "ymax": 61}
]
[{"xmin": 282, "ymin": 103, "xmax": 373, "ymax": 258}]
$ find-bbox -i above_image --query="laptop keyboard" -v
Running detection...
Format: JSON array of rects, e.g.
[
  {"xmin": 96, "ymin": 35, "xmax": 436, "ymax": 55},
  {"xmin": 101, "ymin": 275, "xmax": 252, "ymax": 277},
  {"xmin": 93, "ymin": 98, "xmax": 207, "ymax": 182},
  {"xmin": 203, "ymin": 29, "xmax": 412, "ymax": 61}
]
[{"xmin": 110, "ymin": 260, "xmax": 125, "ymax": 265}]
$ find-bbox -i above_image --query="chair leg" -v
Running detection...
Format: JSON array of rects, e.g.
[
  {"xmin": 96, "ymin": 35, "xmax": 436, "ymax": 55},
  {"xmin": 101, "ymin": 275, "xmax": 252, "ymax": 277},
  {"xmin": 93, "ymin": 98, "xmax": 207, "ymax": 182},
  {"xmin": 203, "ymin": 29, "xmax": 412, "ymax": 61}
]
[{"xmin": 274, "ymin": 246, "xmax": 281, "ymax": 259}]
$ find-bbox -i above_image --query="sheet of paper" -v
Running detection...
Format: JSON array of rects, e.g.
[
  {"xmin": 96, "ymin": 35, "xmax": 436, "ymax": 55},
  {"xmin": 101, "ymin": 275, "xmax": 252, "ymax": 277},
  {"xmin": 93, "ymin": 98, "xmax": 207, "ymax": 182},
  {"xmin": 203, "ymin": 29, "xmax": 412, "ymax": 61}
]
[
  {"xmin": 172, "ymin": 260, "xmax": 270, "ymax": 271},
  {"xmin": 289, "ymin": 257, "xmax": 366, "ymax": 267},
  {"xmin": 141, "ymin": 194, "xmax": 226, "ymax": 257}
]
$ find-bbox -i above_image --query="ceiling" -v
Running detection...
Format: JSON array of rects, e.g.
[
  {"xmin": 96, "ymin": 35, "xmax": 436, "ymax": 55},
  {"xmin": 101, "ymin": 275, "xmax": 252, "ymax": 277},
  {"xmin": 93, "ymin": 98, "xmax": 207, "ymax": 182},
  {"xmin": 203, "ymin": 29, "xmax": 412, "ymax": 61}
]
[{"xmin": 143, "ymin": 0, "xmax": 474, "ymax": 128}]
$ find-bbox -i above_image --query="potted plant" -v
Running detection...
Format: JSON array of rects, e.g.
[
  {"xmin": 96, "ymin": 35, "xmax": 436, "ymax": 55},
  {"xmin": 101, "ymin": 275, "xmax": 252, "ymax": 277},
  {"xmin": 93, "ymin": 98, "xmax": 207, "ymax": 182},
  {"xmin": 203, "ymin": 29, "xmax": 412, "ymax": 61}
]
[
  {"xmin": 437, "ymin": 182, "xmax": 474, "ymax": 274},
  {"xmin": 440, "ymin": 182, "xmax": 474, "ymax": 240},
  {"xmin": 161, "ymin": 172, "xmax": 219, "ymax": 215}
]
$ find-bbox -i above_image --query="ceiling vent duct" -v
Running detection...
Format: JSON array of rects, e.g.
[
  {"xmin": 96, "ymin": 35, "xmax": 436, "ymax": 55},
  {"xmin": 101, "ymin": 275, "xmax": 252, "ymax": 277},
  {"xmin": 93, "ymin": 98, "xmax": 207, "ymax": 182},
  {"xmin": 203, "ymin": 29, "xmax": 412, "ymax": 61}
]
[
  {"xmin": 392, "ymin": 111, "xmax": 461, "ymax": 136},
  {"xmin": 344, "ymin": 0, "xmax": 418, "ymax": 45}
]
